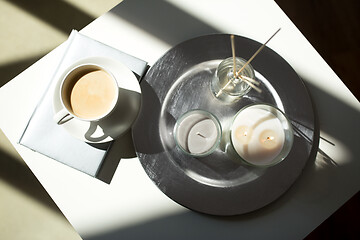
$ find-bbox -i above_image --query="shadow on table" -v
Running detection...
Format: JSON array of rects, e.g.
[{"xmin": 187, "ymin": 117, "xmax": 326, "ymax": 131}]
[
  {"xmin": 110, "ymin": 0, "xmax": 222, "ymax": 46},
  {"xmin": 0, "ymin": 55, "xmax": 45, "ymax": 88},
  {"xmin": 95, "ymin": 129, "xmax": 137, "ymax": 183},
  {"xmin": 95, "ymin": 77, "xmax": 164, "ymax": 183}
]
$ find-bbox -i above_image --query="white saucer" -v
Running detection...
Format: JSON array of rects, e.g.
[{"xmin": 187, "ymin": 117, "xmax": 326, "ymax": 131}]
[{"xmin": 53, "ymin": 56, "xmax": 141, "ymax": 143}]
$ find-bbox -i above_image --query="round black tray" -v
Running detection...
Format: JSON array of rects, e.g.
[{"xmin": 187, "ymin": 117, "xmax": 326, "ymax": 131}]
[{"xmin": 132, "ymin": 34, "xmax": 319, "ymax": 216}]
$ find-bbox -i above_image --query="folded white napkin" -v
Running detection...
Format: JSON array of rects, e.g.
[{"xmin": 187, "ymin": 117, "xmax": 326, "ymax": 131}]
[{"xmin": 19, "ymin": 30, "xmax": 148, "ymax": 177}]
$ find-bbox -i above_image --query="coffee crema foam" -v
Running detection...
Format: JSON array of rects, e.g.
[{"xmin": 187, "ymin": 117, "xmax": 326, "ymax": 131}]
[{"xmin": 70, "ymin": 70, "xmax": 117, "ymax": 119}]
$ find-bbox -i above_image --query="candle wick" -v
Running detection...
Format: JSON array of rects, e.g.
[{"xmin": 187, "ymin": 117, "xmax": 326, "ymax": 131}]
[{"xmin": 196, "ymin": 132, "xmax": 206, "ymax": 138}]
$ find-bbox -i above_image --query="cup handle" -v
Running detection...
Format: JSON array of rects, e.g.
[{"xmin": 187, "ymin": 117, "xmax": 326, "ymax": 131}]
[{"xmin": 53, "ymin": 108, "xmax": 73, "ymax": 125}]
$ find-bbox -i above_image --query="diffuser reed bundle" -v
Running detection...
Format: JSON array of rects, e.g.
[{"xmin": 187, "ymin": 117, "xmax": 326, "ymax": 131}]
[{"xmin": 216, "ymin": 28, "xmax": 281, "ymax": 97}]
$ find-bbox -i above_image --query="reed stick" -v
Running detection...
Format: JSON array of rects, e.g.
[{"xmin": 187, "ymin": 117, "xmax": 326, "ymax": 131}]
[
  {"xmin": 230, "ymin": 35, "xmax": 237, "ymax": 77},
  {"xmin": 240, "ymin": 75, "xmax": 260, "ymax": 86},
  {"xmin": 239, "ymin": 76, "xmax": 262, "ymax": 93},
  {"xmin": 236, "ymin": 28, "xmax": 281, "ymax": 76}
]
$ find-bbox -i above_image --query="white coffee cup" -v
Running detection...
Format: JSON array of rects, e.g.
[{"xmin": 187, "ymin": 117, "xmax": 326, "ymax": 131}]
[{"xmin": 53, "ymin": 64, "xmax": 119, "ymax": 125}]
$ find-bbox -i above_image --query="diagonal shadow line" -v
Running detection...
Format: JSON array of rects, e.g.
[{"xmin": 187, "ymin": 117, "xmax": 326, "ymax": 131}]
[
  {"xmin": 110, "ymin": 0, "xmax": 222, "ymax": 46},
  {"xmin": 11, "ymin": 0, "xmax": 95, "ymax": 34},
  {"xmin": 291, "ymin": 123, "xmax": 337, "ymax": 166},
  {"xmin": 0, "ymin": 148, "xmax": 68, "ymax": 215},
  {"xmin": 0, "ymin": 55, "xmax": 45, "ymax": 88}
]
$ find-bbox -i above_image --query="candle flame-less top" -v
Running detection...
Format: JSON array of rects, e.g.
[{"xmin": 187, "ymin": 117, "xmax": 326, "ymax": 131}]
[{"xmin": 231, "ymin": 107, "xmax": 285, "ymax": 165}]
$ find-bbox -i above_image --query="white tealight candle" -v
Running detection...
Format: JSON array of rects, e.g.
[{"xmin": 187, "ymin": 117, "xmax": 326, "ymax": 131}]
[
  {"xmin": 187, "ymin": 119, "xmax": 218, "ymax": 154},
  {"xmin": 231, "ymin": 106, "xmax": 286, "ymax": 166},
  {"xmin": 175, "ymin": 110, "xmax": 221, "ymax": 156}
]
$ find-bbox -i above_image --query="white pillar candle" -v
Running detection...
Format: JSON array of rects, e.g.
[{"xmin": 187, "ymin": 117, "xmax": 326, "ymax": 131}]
[
  {"xmin": 231, "ymin": 107, "xmax": 285, "ymax": 165},
  {"xmin": 175, "ymin": 111, "xmax": 220, "ymax": 156}
]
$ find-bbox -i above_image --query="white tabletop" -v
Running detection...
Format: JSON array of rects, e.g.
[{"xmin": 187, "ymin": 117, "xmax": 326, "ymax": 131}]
[{"xmin": 1, "ymin": 0, "xmax": 359, "ymax": 239}]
